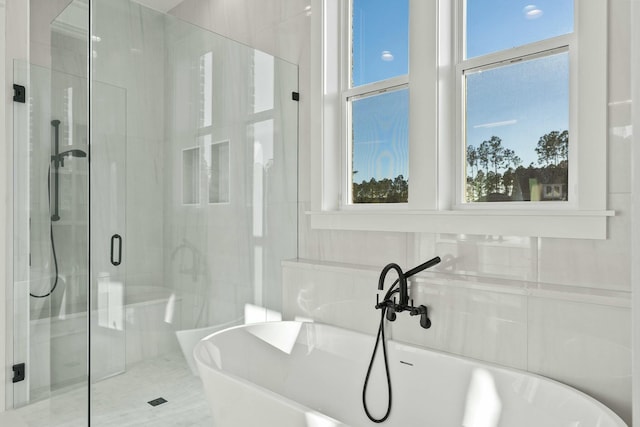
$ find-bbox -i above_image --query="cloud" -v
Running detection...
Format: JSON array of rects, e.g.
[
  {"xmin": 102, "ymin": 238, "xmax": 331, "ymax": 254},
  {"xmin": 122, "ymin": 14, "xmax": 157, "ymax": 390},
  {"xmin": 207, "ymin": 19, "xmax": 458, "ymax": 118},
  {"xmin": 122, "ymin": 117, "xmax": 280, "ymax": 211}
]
[
  {"xmin": 523, "ymin": 5, "xmax": 543, "ymax": 19},
  {"xmin": 473, "ymin": 119, "xmax": 518, "ymax": 129}
]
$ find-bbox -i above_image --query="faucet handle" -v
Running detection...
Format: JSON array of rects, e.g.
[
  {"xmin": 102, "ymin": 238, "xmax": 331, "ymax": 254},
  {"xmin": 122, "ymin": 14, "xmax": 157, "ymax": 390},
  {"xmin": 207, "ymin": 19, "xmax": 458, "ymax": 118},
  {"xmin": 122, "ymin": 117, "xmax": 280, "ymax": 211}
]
[
  {"xmin": 420, "ymin": 313, "xmax": 431, "ymax": 329},
  {"xmin": 417, "ymin": 305, "xmax": 431, "ymax": 329},
  {"xmin": 375, "ymin": 293, "xmax": 384, "ymax": 309},
  {"xmin": 386, "ymin": 306, "xmax": 397, "ymax": 322}
]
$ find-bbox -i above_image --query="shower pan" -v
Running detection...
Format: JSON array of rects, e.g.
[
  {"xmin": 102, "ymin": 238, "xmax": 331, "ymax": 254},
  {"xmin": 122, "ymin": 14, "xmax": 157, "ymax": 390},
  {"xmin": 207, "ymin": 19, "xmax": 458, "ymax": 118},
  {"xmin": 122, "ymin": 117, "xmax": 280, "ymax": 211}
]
[{"xmin": 10, "ymin": 0, "xmax": 298, "ymax": 425}]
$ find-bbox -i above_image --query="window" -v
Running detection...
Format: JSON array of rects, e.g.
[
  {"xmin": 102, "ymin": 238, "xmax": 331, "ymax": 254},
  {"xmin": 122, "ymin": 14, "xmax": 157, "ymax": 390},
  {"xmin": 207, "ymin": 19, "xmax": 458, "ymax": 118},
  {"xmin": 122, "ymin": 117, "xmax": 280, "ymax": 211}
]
[
  {"xmin": 464, "ymin": 1, "xmax": 573, "ymax": 59},
  {"xmin": 461, "ymin": 1, "xmax": 573, "ymax": 204},
  {"xmin": 182, "ymin": 147, "xmax": 200, "ymax": 205},
  {"xmin": 206, "ymin": 139, "xmax": 230, "ymax": 204},
  {"xmin": 345, "ymin": 0, "xmax": 409, "ymax": 204},
  {"xmin": 350, "ymin": 88, "xmax": 409, "ymax": 203},
  {"xmin": 310, "ymin": 0, "xmax": 611, "ymax": 238}
]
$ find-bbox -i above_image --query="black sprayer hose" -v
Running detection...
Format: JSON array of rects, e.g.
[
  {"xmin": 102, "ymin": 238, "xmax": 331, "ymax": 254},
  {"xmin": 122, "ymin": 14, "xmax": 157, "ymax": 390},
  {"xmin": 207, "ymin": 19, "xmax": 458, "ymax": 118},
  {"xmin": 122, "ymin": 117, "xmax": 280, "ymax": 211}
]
[
  {"xmin": 362, "ymin": 257, "xmax": 440, "ymax": 422},
  {"xmin": 31, "ymin": 167, "xmax": 59, "ymax": 298},
  {"xmin": 362, "ymin": 279, "xmax": 400, "ymax": 423},
  {"xmin": 362, "ymin": 306, "xmax": 393, "ymax": 423}
]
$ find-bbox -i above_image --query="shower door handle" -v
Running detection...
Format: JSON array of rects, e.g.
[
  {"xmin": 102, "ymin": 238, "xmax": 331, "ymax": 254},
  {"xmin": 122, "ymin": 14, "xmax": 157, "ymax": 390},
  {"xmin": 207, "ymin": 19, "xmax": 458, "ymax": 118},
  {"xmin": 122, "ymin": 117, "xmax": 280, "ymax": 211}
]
[{"xmin": 110, "ymin": 234, "xmax": 122, "ymax": 266}]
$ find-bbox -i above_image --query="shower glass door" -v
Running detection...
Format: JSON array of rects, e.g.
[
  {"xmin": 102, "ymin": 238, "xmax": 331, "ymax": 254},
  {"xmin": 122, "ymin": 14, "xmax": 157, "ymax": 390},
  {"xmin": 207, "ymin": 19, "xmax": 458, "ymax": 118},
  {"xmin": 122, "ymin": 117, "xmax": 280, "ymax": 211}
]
[
  {"xmin": 10, "ymin": 0, "xmax": 127, "ymax": 423},
  {"xmin": 89, "ymin": 82, "xmax": 127, "ymax": 383},
  {"xmin": 11, "ymin": 0, "xmax": 91, "ymax": 421},
  {"xmin": 89, "ymin": 0, "xmax": 298, "ymax": 424},
  {"xmin": 11, "ymin": 0, "xmax": 297, "ymax": 425}
]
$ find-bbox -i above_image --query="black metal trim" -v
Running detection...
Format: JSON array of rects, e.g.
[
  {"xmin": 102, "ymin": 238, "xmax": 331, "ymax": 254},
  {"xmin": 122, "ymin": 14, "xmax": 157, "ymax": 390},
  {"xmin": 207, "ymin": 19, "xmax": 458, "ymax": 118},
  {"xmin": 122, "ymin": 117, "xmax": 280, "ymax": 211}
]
[
  {"xmin": 13, "ymin": 84, "xmax": 25, "ymax": 103},
  {"xmin": 110, "ymin": 234, "xmax": 122, "ymax": 266},
  {"xmin": 12, "ymin": 363, "xmax": 25, "ymax": 383},
  {"xmin": 148, "ymin": 397, "xmax": 168, "ymax": 407}
]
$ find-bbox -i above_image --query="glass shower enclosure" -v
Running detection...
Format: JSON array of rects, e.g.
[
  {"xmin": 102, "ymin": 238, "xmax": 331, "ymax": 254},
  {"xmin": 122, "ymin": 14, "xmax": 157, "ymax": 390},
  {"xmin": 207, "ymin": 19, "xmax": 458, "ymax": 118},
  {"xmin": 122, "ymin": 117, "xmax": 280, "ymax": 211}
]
[{"xmin": 12, "ymin": 0, "xmax": 298, "ymax": 425}]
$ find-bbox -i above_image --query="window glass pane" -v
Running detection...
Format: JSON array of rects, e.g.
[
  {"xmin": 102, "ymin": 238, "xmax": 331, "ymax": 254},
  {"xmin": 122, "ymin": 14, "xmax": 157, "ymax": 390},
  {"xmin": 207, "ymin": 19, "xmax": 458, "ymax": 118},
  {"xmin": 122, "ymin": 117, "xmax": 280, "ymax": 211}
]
[
  {"xmin": 352, "ymin": 0, "xmax": 408, "ymax": 87},
  {"xmin": 207, "ymin": 140, "xmax": 230, "ymax": 204},
  {"xmin": 182, "ymin": 147, "xmax": 200, "ymax": 205},
  {"xmin": 253, "ymin": 50, "xmax": 274, "ymax": 113},
  {"xmin": 199, "ymin": 51, "xmax": 213, "ymax": 127},
  {"xmin": 351, "ymin": 88, "xmax": 408, "ymax": 203},
  {"xmin": 465, "ymin": 0, "xmax": 573, "ymax": 59},
  {"xmin": 464, "ymin": 51, "xmax": 569, "ymax": 203}
]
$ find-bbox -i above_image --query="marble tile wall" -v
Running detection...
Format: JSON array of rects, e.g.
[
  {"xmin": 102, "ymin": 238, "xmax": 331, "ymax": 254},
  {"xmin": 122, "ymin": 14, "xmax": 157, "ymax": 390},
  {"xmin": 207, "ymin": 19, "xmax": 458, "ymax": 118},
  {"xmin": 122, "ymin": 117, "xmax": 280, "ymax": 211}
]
[
  {"xmin": 92, "ymin": 0, "xmax": 167, "ymax": 292},
  {"xmin": 162, "ymin": 7, "xmax": 298, "ymax": 331}
]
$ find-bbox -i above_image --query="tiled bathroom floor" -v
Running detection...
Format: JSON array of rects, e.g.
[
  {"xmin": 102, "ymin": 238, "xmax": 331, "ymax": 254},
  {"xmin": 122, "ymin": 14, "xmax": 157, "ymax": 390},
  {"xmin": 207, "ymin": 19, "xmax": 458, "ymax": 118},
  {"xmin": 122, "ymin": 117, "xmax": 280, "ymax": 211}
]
[{"xmin": 4, "ymin": 352, "xmax": 213, "ymax": 426}]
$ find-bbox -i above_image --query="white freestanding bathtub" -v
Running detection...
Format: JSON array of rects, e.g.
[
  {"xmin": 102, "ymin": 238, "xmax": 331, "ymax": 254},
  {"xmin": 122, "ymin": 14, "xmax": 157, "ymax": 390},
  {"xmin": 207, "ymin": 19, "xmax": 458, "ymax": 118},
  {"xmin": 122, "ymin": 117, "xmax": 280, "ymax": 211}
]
[{"xmin": 194, "ymin": 321, "xmax": 627, "ymax": 427}]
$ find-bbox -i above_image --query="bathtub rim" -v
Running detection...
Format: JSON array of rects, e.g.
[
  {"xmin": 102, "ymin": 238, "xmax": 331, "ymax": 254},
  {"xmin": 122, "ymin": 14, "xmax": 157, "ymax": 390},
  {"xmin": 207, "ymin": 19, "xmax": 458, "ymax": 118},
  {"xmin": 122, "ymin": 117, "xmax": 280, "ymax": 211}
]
[
  {"xmin": 194, "ymin": 320, "xmax": 628, "ymax": 427},
  {"xmin": 197, "ymin": 359, "xmax": 347, "ymax": 426}
]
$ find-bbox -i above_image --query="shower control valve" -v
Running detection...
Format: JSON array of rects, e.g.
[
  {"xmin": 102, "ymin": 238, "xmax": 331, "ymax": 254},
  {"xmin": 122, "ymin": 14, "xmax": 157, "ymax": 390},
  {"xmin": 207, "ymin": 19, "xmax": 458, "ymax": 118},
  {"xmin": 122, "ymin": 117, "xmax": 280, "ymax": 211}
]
[
  {"xmin": 409, "ymin": 304, "xmax": 431, "ymax": 329},
  {"xmin": 375, "ymin": 294, "xmax": 431, "ymax": 329}
]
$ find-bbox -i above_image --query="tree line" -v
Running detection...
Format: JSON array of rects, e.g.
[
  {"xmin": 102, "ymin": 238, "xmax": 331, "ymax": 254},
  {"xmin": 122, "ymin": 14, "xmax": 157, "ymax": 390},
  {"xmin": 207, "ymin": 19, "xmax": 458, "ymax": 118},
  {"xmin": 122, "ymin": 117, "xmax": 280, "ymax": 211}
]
[
  {"xmin": 353, "ymin": 174, "xmax": 408, "ymax": 203},
  {"xmin": 466, "ymin": 130, "xmax": 568, "ymax": 202},
  {"xmin": 351, "ymin": 129, "xmax": 568, "ymax": 203}
]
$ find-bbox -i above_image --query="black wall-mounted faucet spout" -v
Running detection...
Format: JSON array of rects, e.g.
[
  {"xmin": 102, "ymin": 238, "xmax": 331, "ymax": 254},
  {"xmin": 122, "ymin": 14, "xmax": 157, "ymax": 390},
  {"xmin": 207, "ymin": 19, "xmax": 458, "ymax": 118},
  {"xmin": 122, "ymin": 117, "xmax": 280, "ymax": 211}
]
[
  {"xmin": 375, "ymin": 256, "xmax": 441, "ymax": 329},
  {"xmin": 378, "ymin": 262, "xmax": 408, "ymax": 305},
  {"xmin": 377, "ymin": 257, "xmax": 441, "ymax": 306}
]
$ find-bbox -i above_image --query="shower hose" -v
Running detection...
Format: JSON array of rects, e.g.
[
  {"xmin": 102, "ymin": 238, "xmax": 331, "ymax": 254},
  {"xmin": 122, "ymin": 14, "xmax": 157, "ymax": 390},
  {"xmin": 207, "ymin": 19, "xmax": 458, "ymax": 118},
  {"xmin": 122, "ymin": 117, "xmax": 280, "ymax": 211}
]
[
  {"xmin": 362, "ymin": 278, "xmax": 400, "ymax": 423},
  {"xmin": 30, "ymin": 166, "xmax": 59, "ymax": 298}
]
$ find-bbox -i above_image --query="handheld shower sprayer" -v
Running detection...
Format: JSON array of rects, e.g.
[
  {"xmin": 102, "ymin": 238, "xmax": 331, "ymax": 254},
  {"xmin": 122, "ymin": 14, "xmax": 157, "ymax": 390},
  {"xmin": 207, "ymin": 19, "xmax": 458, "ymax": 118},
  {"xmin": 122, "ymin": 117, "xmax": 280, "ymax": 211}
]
[
  {"xmin": 50, "ymin": 120, "xmax": 87, "ymax": 222},
  {"xmin": 53, "ymin": 149, "xmax": 87, "ymax": 166},
  {"xmin": 31, "ymin": 119, "xmax": 87, "ymax": 298},
  {"xmin": 363, "ymin": 256, "xmax": 441, "ymax": 423}
]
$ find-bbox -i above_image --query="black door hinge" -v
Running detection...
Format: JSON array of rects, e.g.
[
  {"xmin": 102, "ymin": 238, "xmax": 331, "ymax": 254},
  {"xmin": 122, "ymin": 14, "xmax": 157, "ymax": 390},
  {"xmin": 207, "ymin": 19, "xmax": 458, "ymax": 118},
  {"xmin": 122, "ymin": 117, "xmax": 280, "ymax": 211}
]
[
  {"xmin": 291, "ymin": 91, "xmax": 300, "ymax": 101},
  {"xmin": 13, "ymin": 84, "xmax": 25, "ymax": 103},
  {"xmin": 12, "ymin": 363, "xmax": 25, "ymax": 383}
]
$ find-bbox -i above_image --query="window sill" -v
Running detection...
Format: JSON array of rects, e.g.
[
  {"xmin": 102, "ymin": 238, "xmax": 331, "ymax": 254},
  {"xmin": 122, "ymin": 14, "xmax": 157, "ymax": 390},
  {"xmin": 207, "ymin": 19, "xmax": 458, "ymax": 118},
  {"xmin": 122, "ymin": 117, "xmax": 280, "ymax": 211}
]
[{"xmin": 307, "ymin": 209, "xmax": 615, "ymax": 239}]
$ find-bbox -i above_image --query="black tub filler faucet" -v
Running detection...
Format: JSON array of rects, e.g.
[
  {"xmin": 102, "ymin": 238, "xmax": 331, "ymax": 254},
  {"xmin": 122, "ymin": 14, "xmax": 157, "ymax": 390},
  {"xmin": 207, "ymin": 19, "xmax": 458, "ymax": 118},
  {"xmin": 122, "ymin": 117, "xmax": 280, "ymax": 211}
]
[{"xmin": 375, "ymin": 256, "xmax": 441, "ymax": 329}]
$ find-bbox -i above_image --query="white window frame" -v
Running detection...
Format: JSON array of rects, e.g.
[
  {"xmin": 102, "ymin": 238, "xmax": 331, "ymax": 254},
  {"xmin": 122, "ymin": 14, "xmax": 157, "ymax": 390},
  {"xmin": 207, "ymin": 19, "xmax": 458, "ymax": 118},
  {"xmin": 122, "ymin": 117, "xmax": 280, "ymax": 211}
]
[{"xmin": 309, "ymin": 0, "xmax": 613, "ymax": 239}]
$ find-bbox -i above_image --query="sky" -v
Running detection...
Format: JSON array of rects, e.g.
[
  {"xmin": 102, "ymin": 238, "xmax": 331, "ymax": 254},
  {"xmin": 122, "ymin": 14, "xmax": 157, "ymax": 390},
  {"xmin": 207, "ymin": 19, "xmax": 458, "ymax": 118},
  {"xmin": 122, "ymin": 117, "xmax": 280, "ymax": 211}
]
[{"xmin": 351, "ymin": 0, "xmax": 573, "ymax": 183}]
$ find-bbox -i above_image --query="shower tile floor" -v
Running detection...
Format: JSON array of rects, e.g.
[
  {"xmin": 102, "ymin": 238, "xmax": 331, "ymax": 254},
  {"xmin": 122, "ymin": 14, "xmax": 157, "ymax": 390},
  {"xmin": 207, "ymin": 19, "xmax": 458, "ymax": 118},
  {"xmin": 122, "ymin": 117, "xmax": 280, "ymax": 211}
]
[{"xmin": 5, "ymin": 352, "xmax": 213, "ymax": 426}]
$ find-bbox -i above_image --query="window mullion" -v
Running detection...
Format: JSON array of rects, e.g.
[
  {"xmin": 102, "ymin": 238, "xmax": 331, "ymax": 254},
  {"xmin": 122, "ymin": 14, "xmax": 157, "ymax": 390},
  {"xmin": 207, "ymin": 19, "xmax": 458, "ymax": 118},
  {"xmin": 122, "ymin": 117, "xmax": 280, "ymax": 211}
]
[{"xmin": 409, "ymin": 0, "xmax": 439, "ymax": 209}]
